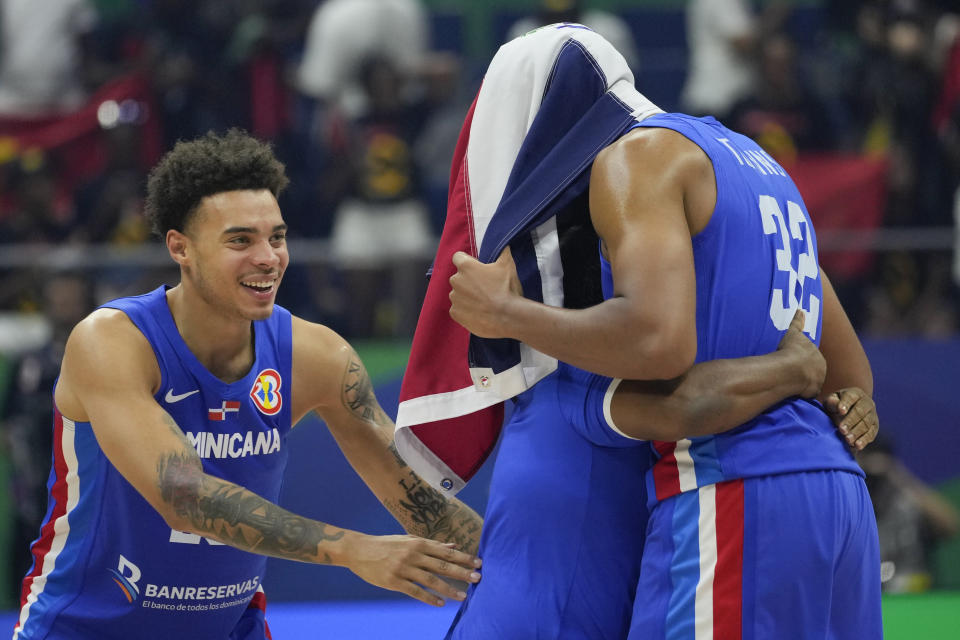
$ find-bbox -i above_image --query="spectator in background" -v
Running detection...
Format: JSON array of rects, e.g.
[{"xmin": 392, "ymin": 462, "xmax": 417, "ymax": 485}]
[
  {"xmin": 292, "ymin": 0, "xmax": 435, "ymax": 335},
  {"xmin": 412, "ymin": 53, "xmax": 470, "ymax": 234},
  {"xmin": 681, "ymin": 0, "xmax": 759, "ymax": 120},
  {"xmin": 810, "ymin": 1, "xmax": 889, "ymax": 151},
  {"xmin": 0, "ymin": 152, "xmax": 78, "ymax": 248},
  {"xmin": 931, "ymin": 11, "xmax": 960, "ymax": 289},
  {"xmin": 872, "ymin": 6, "xmax": 941, "ymax": 227},
  {"xmin": 857, "ymin": 1, "xmax": 959, "ymax": 336},
  {"xmin": 506, "ymin": 0, "xmax": 640, "ymax": 72},
  {"xmin": 0, "ymin": 0, "xmax": 98, "ymax": 116},
  {"xmin": 728, "ymin": 32, "xmax": 837, "ymax": 160},
  {"xmin": 1, "ymin": 273, "xmax": 96, "ymax": 603},
  {"xmin": 296, "ymin": 0, "xmax": 428, "ymax": 119},
  {"xmin": 859, "ymin": 436, "xmax": 960, "ymax": 592},
  {"xmin": 324, "ymin": 55, "xmax": 434, "ymax": 338},
  {"xmin": 74, "ymin": 123, "xmax": 149, "ymax": 245},
  {"xmin": 73, "ymin": 121, "xmax": 172, "ymax": 305},
  {"xmin": 144, "ymin": 0, "xmax": 260, "ymax": 147}
]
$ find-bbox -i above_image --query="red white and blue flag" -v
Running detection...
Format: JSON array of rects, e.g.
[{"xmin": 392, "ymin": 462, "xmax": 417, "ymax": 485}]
[
  {"xmin": 208, "ymin": 401, "xmax": 241, "ymax": 421},
  {"xmin": 395, "ymin": 24, "xmax": 661, "ymax": 494}
]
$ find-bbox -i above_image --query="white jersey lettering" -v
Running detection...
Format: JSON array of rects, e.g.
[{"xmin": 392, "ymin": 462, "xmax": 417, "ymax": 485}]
[{"xmin": 185, "ymin": 429, "xmax": 281, "ymax": 460}]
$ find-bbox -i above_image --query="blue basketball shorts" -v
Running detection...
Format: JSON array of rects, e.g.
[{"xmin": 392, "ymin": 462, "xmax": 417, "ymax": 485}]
[{"xmin": 629, "ymin": 470, "xmax": 882, "ymax": 639}]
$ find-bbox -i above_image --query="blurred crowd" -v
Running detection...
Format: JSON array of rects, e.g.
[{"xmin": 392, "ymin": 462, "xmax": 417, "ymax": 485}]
[
  {"xmin": 0, "ymin": 0, "xmax": 957, "ymax": 338},
  {"xmin": 682, "ymin": 0, "xmax": 960, "ymax": 337},
  {"xmin": 0, "ymin": 0, "xmax": 960, "ymax": 604}
]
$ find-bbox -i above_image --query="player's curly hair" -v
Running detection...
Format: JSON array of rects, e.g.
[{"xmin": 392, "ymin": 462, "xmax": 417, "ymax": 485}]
[{"xmin": 145, "ymin": 128, "xmax": 289, "ymax": 237}]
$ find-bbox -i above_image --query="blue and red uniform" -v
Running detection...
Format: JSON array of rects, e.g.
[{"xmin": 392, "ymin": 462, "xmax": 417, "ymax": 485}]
[
  {"xmin": 586, "ymin": 113, "xmax": 881, "ymax": 639},
  {"xmin": 14, "ymin": 286, "xmax": 291, "ymax": 640}
]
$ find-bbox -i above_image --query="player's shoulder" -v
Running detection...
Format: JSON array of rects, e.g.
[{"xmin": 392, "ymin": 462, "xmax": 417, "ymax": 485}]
[
  {"xmin": 59, "ymin": 308, "xmax": 160, "ymax": 414},
  {"xmin": 290, "ymin": 315, "xmax": 354, "ymax": 372},
  {"xmin": 69, "ymin": 307, "xmax": 150, "ymax": 353},
  {"xmin": 596, "ymin": 126, "xmax": 710, "ymax": 183},
  {"xmin": 289, "ymin": 315, "xmax": 358, "ymax": 417},
  {"xmin": 291, "ymin": 314, "xmax": 345, "ymax": 349}
]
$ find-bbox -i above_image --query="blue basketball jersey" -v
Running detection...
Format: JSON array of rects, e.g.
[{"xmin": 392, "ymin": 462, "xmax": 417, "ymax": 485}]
[
  {"xmin": 15, "ymin": 286, "xmax": 292, "ymax": 640},
  {"xmin": 608, "ymin": 114, "xmax": 863, "ymax": 504},
  {"xmin": 446, "ymin": 369, "xmax": 651, "ymax": 639},
  {"xmin": 589, "ymin": 114, "xmax": 881, "ymax": 639}
]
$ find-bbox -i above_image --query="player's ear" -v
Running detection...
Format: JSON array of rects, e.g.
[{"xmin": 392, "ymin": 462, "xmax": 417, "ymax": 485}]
[{"xmin": 166, "ymin": 229, "xmax": 190, "ymax": 266}]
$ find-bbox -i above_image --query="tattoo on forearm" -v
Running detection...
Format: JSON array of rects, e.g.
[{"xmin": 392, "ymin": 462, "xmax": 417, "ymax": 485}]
[
  {"xmin": 341, "ymin": 353, "xmax": 389, "ymax": 425},
  {"xmin": 155, "ymin": 417, "xmax": 343, "ymax": 563},
  {"xmin": 161, "ymin": 411, "xmax": 194, "ymax": 448},
  {"xmin": 385, "ymin": 470, "xmax": 482, "ymax": 554},
  {"xmin": 387, "ymin": 442, "xmax": 408, "ymax": 469},
  {"xmin": 399, "ymin": 472, "xmax": 449, "ymax": 533}
]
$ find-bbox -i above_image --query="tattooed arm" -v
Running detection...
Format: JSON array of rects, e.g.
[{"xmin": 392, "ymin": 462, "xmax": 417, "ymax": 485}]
[
  {"xmin": 54, "ymin": 309, "xmax": 480, "ymax": 606},
  {"xmin": 291, "ymin": 317, "xmax": 484, "ymax": 555}
]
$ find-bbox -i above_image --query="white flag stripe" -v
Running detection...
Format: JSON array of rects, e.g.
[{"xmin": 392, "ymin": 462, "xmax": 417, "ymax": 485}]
[{"xmin": 530, "ymin": 217, "xmax": 564, "ymax": 308}]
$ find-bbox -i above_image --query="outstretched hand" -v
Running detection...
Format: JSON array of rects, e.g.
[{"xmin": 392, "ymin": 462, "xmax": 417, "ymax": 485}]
[
  {"xmin": 347, "ymin": 534, "xmax": 482, "ymax": 607},
  {"xmin": 448, "ymin": 247, "xmax": 523, "ymax": 338},
  {"xmin": 824, "ymin": 387, "xmax": 878, "ymax": 451},
  {"xmin": 776, "ymin": 309, "xmax": 826, "ymax": 399}
]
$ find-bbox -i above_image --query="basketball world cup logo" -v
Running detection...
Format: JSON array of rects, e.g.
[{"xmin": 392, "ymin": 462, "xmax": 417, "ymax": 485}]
[{"xmin": 250, "ymin": 369, "xmax": 283, "ymax": 416}]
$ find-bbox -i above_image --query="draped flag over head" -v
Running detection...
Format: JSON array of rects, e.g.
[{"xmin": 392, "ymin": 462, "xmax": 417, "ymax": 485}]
[{"xmin": 396, "ymin": 24, "xmax": 662, "ymax": 494}]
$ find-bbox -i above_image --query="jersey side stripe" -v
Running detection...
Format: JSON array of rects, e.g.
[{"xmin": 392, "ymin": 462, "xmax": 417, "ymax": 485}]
[
  {"xmin": 689, "ymin": 438, "xmax": 724, "ymax": 487},
  {"xmin": 675, "ymin": 439, "xmax": 699, "ymax": 492},
  {"xmin": 653, "ymin": 441, "xmax": 681, "ymax": 500},
  {"xmin": 664, "ymin": 482, "xmax": 746, "ymax": 640},
  {"xmin": 666, "ymin": 491, "xmax": 701, "ymax": 639},
  {"xmin": 694, "ymin": 484, "xmax": 718, "ymax": 639},
  {"xmin": 653, "ymin": 438, "xmax": 726, "ymax": 502},
  {"xmin": 14, "ymin": 410, "xmax": 80, "ymax": 638},
  {"xmin": 713, "ymin": 480, "xmax": 744, "ymax": 639}
]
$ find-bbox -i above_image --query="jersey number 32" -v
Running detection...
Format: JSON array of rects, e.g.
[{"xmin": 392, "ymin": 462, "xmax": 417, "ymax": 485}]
[{"xmin": 759, "ymin": 195, "xmax": 820, "ymax": 340}]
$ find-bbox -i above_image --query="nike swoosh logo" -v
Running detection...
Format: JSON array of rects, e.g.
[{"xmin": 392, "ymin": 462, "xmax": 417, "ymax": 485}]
[{"xmin": 165, "ymin": 389, "xmax": 200, "ymax": 403}]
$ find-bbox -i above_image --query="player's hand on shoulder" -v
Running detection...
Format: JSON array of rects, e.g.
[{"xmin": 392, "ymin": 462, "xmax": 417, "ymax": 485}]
[
  {"xmin": 824, "ymin": 387, "xmax": 878, "ymax": 451},
  {"xmin": 345, "ymin": 533, "xmax": 482, "ymax": 607},
  {"xmin": 776, "ymin": 309, "xmax": 825, "ymax": 399}
]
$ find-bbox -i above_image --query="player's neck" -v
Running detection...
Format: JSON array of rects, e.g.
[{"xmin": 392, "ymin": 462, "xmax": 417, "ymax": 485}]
[{"xmin": 165, "ymin": 285, "xmax": 255, "ymax": 383}]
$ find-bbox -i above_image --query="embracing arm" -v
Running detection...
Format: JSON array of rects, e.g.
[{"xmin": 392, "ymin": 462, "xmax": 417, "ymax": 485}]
[
  {"xmin": 607, "ymin": 276, "xmax": 878, "ymax": 447},
  {"xmin": 818, "ymin": 271, "xmax": 872, "ymax": 398},
  {"xmin": 816, "ymin": 270, "xmax": 878, "ymax": 450},
  {"xmin": 58, "ymin": 311, "xmax": 477, "ymax": 606},
  {"xmin": 610, "ymin": 309, "xmax": 825, "ymax": 440},
  {"xmin": 292, "ymin": 318, "xmax": 483, "ymax": 556}
]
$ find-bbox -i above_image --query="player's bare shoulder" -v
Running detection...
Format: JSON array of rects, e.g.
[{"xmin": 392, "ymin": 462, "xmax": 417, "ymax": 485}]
[
  {"xmin": 595, "ymin": 126, "xmax": 715, "ymax": 235},
  {"xmin": 289, "ymin": 315, "xmax": 355, "ymax": 421},
  {"xmin": 603, "ymin": 126, "xmax": 711, "ymax": 180},
  {"xmin": 56, "ymin": 308, "xmax": 161, "ymax": 421}
]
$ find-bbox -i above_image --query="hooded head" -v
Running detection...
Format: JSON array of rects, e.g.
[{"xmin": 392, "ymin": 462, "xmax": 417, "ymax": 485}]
[{"xmin": 466, "ymin": 24, "xmax": 661, "ymax": 251}]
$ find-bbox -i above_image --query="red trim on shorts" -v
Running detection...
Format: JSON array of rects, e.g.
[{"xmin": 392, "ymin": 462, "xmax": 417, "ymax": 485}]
[
  {"xmin": 652, "ymin": 441, "xmax": 681, "ymax": 501},
  {"xmin": 713, "ymin": 479, "xmax": 744, "ymax": 639},
  {"xmin": 248, "ymin": 590, "xmax": 272, "ymax": 639},
  {"xmin": 248, "ymin": 590, "xmax": 267, "ymax": 613}
]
